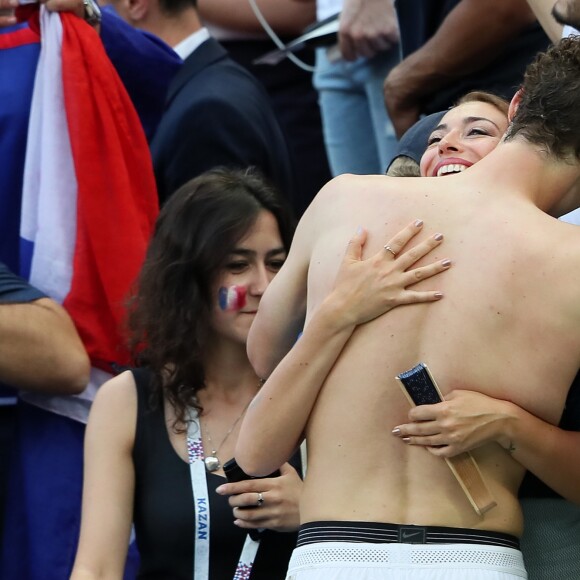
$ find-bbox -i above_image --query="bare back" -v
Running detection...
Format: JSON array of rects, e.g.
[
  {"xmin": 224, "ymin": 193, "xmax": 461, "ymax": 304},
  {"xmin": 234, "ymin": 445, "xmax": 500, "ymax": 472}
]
[{"xmin": 299, "ymin": 173, "xmax": 580, "ymax": 535}]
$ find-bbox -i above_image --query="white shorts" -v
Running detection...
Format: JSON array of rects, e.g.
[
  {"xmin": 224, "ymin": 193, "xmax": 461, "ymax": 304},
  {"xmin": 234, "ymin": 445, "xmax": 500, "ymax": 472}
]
[{"xmin": 286, "ymin": 542, "xmax": 528, "ymax": 580}]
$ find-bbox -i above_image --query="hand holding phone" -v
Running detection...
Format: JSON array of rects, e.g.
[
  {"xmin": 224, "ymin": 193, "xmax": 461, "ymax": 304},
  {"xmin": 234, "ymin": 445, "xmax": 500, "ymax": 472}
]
[{"xmin": 222, "ymin": 458, "xmax": 281, "ymax": 540}]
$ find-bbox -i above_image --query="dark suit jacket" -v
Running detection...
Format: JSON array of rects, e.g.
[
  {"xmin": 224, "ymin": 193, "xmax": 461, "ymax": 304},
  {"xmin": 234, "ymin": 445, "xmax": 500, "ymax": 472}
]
[{"xmin": 151, "ymin": 37, "xmax": 294, "ymax": 205}]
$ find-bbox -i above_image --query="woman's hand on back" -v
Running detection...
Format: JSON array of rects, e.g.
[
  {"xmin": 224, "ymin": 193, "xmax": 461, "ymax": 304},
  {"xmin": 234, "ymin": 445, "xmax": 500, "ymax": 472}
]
[
  {"xmin": 392, "ymin": 389, "xmax": 516, "ymax": 456},
  {"xmin": 327, "ymin": 219, "xmax": 451, "ymax": 328}
]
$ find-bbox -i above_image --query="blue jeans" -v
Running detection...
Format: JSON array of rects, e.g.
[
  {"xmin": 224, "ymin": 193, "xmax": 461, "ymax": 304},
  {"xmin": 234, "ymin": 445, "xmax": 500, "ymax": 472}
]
[{"xmin": 314, "ymin": 47, "xmax": 400, "ymax": 176}]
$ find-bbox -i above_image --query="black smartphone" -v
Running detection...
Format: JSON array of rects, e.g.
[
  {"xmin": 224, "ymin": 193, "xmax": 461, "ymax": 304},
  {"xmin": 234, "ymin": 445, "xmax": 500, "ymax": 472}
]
[{"xmin": 223, "ymin": 458, "xmax": 280, "ymax": 483}]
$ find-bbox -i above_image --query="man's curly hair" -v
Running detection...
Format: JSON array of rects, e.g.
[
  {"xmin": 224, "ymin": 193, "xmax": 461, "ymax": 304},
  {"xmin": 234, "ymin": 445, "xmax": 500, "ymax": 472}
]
[{"xmin": 505, "ymin": 36, "xmax": 580, "ymax": 160}]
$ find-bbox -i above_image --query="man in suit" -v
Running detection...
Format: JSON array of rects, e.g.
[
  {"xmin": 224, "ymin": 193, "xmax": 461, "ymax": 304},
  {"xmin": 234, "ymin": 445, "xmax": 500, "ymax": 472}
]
[{"xmin": 105, "ymin": 0, "xmax": 294, "ymax": 205}]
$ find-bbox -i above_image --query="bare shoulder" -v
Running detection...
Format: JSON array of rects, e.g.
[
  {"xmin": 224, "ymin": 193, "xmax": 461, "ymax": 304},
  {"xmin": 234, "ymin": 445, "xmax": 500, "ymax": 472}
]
[
  {"xmin": 546, "ymin": 219, "xmax": 580, "ymax": 318},
  {"xmin": 314, "ymin": 173, "xmax": 394, "ymax": 197},
  {"xmin": 559, "ymin": 216, "xmax": 580, "ymax": 235},
  {"xmin": 562, "ymin": 221, "xmax": 580, "ymax": 279},
  {"xmin": 93, "ymin": 370, "xmax": 137, "ymax": 409},
  {"xmin": 88, "ymin": 371, "xmax": 138, "ymax": 448},
  {"xmin": 554, "ymin": 217, "xmax": 580, "ymax": 257},
  {"xmin": 308, "ymin": 174, "xmax": 399, "ymax": 215}
]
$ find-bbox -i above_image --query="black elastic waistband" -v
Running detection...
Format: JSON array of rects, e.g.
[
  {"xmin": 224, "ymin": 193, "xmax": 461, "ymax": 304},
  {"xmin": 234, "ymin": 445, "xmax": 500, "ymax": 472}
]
[{"xmin": 297, "ymin": 521, "xmax": 520, "ymax": 550}]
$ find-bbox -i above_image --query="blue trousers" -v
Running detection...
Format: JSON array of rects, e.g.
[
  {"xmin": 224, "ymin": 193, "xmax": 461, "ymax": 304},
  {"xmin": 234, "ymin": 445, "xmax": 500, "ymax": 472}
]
[{"xmin": 0, "ymin": 401, "xmax": 140, "ymax": 579}]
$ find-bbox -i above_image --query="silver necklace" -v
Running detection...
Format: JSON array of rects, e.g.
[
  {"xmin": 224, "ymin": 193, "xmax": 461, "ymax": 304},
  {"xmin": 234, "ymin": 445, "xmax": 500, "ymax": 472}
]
[{"xmin": 202, "ymin": 397, "xmax": 253, "ymax": 473}]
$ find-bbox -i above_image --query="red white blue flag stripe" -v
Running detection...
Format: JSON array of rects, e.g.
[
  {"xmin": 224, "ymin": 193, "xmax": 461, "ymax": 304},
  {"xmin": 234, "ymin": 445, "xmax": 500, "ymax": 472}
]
[{"xmin": 20, "ymin": 8, "xmax": 158, "ymax": 376}]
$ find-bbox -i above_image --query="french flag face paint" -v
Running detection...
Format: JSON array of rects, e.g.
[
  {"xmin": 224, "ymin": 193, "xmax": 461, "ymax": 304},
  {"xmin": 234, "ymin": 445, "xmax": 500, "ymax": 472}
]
[{"xmin": 218, "ymin": 285, "xmax": 247, "ymax": 311}]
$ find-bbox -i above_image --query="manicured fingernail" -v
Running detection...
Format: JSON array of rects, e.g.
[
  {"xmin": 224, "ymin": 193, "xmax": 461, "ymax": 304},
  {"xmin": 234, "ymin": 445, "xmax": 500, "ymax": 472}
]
[
  {"xmin": 434, "ymin": 233, "xmax": 443, "ymax": 241},
  {"xmin": 434, "ymin": 292, "xmax": 443, "ymax": 299},
  {"xmin": 414, "ymin": 219, "xmax": 423, "ymax": 227},
  {"xmin": 356, "ymin": 225, "xmax": 363, "ymax": 235},
  {"xmin": 215, "ymin": 485, "xmax": 225, "ymax": 494},
  {"xmin": 392, "ymin": 427, "xmax": 401, "ymax": 436},
  {"xmin": 441, "ymin": 259, "xmax": 451, "ymax": 267},
  {"xmin": 402, "ymin": 437, "xmax": 412, "ymax": 444}
]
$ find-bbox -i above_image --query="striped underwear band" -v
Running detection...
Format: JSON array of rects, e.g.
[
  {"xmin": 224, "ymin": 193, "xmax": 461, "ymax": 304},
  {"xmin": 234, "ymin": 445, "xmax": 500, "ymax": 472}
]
[{"xmin": 297, "ymin": 521, "xmax": 520, "ymax": 550}]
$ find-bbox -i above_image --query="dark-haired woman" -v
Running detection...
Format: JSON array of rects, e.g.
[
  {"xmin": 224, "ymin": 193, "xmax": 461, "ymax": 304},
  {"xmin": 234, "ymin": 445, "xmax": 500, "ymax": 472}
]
[{"xmin": 71, "ymin": 168, "xmax": 447, "ymax": 580}]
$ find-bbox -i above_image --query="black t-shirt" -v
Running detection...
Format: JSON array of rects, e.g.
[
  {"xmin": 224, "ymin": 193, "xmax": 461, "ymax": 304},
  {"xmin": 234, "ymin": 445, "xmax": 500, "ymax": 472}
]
[
  {"xmin": 394, "ymin": 0, "xmax": 550, "ymax": 113},
  {"xmin": 0, "ymin": 262, "xmax": 45, "ymax": 304},
  {"xmin": 131, "ymin": 368, "xmax": 300, "ymax": 579},
  {"xmin": 519, "ymin": 369, "xmax": 580, "ymax": 499}
]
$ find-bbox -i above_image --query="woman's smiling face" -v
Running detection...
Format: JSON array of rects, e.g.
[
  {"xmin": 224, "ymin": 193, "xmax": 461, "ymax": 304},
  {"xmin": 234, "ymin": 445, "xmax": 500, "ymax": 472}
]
[
  {"xmin": 208, "ymin": 210, "xmax": 286, "ymax": 347},
  {"xmin": 420, "ymin": 101, "xmax": 509, "ymax": 178}
]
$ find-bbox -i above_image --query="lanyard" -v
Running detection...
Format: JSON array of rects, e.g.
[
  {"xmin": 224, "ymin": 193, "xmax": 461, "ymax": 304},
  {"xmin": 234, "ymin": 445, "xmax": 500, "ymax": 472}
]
[{"xmin": 187, "ymin": 413, "xmax": 260, "ymax": 580}]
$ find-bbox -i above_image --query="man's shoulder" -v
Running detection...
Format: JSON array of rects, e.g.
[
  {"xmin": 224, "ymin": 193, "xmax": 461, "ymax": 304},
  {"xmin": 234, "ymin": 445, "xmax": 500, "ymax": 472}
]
[
  {"xmin": 300, "ymin": 174, "xmax": 405, "ymax": 232},
  {"xmin": 319, "ymin": 172, "xmax": 393, "ymax": 191},
  {"xmin": 162, "ymin": 90, "xmax": 271, "ymax": 146},
  {"xmin": 559, "ymin": 219, "xmax": 580, "ymax": 258},
  {"xmin": 162, "ymin": 38, "xmax": 258, "ymax": 111},
  {"xmin": 161, "ymin": 38, "xmax": 275, "ymax": 133},
  {"xmin": 180, "ymin": 40, "xmax": 264, "ymax": 96},
  {"xmin": 168, "ymin": 58, "xmax": 269, "ymax": 122},
  {"xmin": 313, "ymin": 173, "xmax": 408, "ymax": 203},
  {"xmin": 539, "ymin": 218, "xmax": 580, "ymax": 287}
]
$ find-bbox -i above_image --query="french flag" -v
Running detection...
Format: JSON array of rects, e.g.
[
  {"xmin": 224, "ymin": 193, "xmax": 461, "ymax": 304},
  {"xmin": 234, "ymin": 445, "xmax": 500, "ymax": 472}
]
[{"xmin": 20, "ymin": 8, "xmax": 158, "ymax": 378}]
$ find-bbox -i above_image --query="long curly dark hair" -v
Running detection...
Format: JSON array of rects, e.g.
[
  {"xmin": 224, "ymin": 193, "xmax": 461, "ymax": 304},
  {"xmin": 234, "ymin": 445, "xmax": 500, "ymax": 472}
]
[{"xmin": 127, "ymin": 168, "xmax": 295, "ymax": 428}]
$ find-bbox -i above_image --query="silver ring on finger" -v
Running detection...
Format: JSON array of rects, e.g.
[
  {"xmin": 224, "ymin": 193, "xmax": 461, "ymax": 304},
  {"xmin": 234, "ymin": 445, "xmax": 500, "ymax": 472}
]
[
  {"xmin": 384, "ymin": 245, "xmax": 397, "ymax": 258},
  {"xmin": 257, "ymin": 492, "xmax": 265, "ymax": 507}
]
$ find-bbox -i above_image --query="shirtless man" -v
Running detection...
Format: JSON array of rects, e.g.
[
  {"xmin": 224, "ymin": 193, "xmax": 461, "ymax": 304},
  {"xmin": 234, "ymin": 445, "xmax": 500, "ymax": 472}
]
[{"xmin": 236, "ymin": 38, "xmax": 580, "ymax": 580}]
